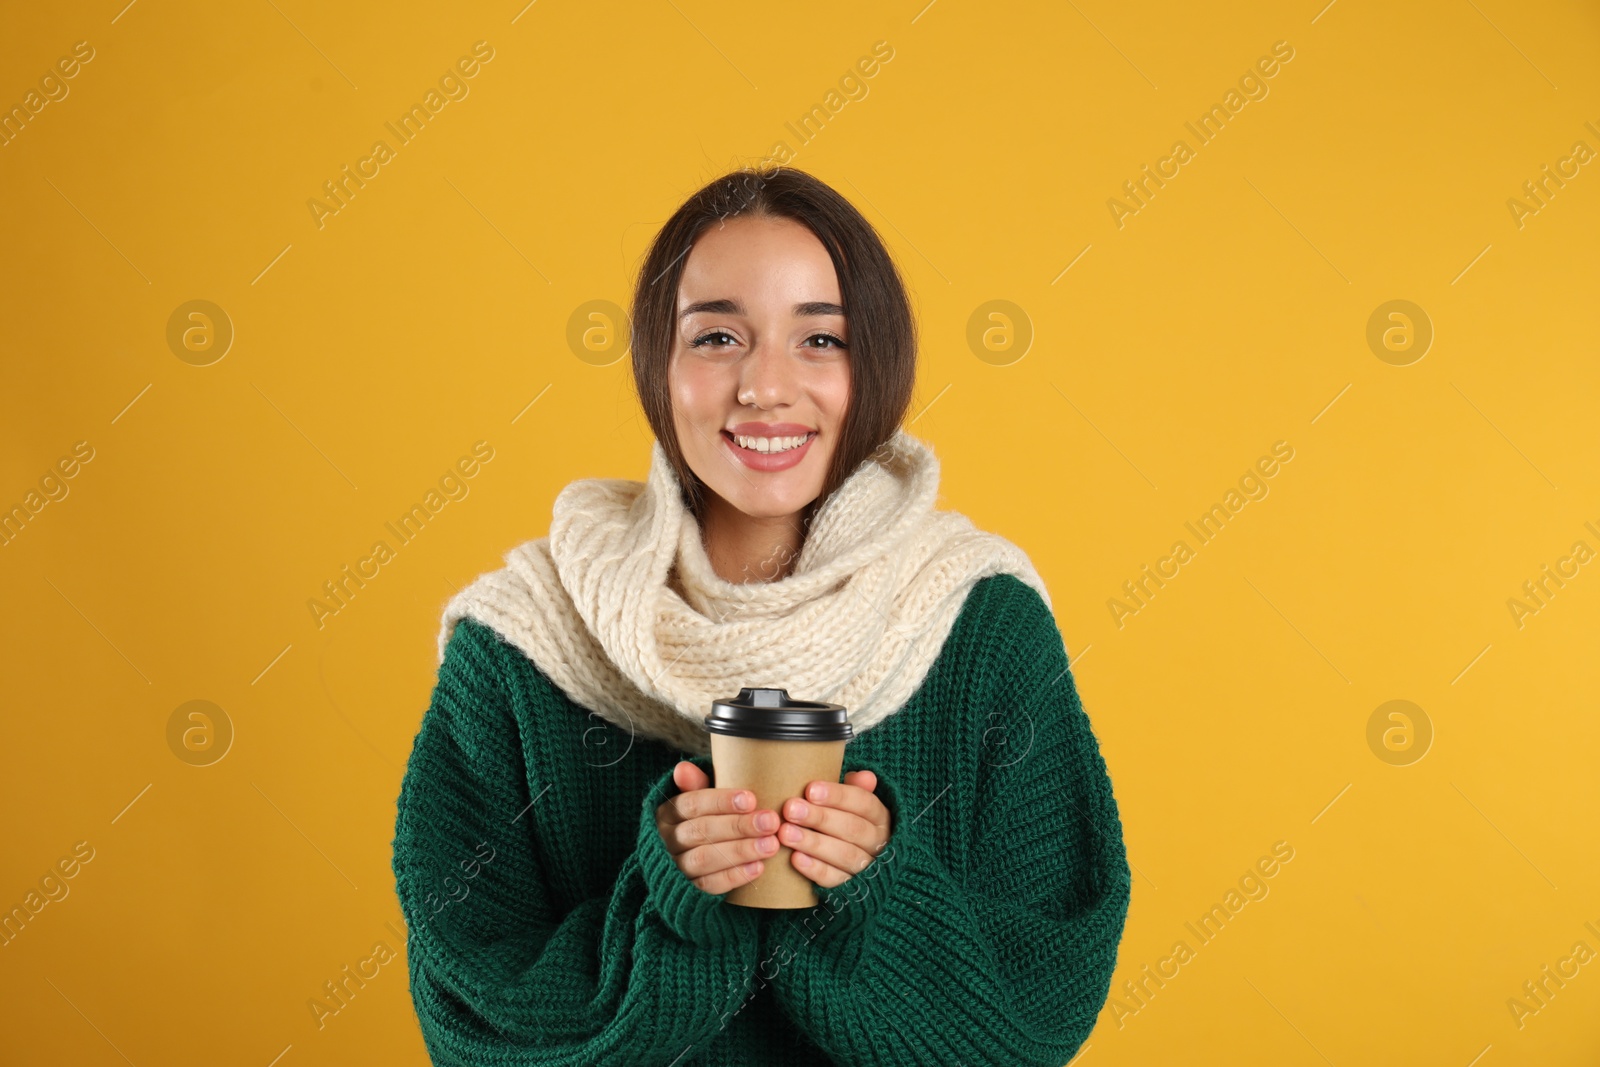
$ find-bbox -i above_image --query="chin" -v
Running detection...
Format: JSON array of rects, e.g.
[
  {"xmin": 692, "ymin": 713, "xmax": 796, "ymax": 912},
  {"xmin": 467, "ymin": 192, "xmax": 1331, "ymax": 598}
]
[
  {"xmin": 721, "ymin": 492, "xmax": 813, "ymax": 519},
  {"xmin": 709, "ymin": 475, "xmax": 816, "ymax": 512}
]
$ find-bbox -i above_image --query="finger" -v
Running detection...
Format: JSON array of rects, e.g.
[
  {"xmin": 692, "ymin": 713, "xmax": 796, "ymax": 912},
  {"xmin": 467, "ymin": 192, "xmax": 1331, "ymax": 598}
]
[
  {"xmin": 692, "ymin": 858, "xmax": 766, "ymax": 896},
  {"xmin": 673, "ymin": 760, "xmax": 711, "ymax": 793},
  {"xmin": 665, "ymin": 809, "xmax": 780, "ymax": 853},
  {"xmin": 800, "ymin": 779, "xmax": 885, "ymax": 823},
  {"xmin": 784, "ymin": 789, "xmax": 885, "ymax": 849},
  {"xmin": 778, "ymin": 821, "xmax": 876, "ymax": 882},
  {"xmin": 680, "ymin": 830, "xmax": 780, "ymax": 881},
  {"xmin": 787, "ymin": 844, "xmax": 854, "ymax": 889},
  {"xmin": 663, "ymin": 782, "xmax": 756, "ymax": 826},
  {"xmin": 843, "ymin": 769, "xmax": 877, "ymax": 792}
]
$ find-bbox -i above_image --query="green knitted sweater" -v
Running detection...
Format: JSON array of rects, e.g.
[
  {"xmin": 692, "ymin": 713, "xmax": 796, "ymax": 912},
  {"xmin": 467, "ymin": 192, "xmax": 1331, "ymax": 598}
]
[{"xmin": 391, "ymin": 572, "xmax": 1131, "ymax": 1065}]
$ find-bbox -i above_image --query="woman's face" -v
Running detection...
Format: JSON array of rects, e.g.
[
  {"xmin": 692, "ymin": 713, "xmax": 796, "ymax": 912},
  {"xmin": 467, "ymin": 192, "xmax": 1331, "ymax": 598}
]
[{"xmin": 668, "ymin": 214, "xmax": 851, "ymax": 523}]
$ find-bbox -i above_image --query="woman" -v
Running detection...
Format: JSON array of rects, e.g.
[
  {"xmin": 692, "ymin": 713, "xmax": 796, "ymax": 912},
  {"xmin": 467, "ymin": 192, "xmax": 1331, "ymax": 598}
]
[{"xmin": 392, "ymin": 166, "xmax": 1131, "ymax": 1065}]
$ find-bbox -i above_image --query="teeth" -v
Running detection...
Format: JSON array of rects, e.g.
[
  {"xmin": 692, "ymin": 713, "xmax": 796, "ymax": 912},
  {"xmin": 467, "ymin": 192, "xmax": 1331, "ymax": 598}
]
[{"xmin": 733, "ymin": 433, "xmax": 810, "ymax": 453}]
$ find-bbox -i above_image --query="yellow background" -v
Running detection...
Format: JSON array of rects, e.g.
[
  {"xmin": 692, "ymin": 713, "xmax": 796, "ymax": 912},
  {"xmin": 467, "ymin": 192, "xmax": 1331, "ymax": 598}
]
[{"xmin": 2, "ymin": 0, "xmax": 1597, "ymax": 1063}]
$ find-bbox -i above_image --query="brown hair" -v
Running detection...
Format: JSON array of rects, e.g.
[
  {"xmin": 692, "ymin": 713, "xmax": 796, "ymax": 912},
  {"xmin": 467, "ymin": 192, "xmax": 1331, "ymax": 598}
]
[{"xmin": 630, "ymin": 165, "xmax": 917, "ymax": 530}]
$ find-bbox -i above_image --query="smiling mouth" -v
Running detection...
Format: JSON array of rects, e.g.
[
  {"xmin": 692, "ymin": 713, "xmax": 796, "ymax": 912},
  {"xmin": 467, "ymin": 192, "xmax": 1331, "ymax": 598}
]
[{"xmin": 721, "ymin": 430, "xmax": 816, "ymax": 454}]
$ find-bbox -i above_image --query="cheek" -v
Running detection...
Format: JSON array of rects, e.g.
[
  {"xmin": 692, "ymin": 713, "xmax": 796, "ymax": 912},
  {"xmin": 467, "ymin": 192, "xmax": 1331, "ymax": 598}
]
[
  {"xmin": 669, "ymin": 362, "xmax": 732, "ymax": 462},
  {"xmin": 666, "ymin": 361, "xmax": 700, "ymax": 421},
  {"xmin": 819, "ymin": 364, "xmax": 851, "ymax": 419},
  {"xmin": 671, "ymin": 357, "xmax": 722, "ymax": 412}
]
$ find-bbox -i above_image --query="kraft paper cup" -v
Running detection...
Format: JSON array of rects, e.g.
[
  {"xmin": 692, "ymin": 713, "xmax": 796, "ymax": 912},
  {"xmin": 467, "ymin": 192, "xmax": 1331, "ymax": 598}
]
[{"xmin": 706, "ymin": 687, "xmax": 853, "ymax": 909}]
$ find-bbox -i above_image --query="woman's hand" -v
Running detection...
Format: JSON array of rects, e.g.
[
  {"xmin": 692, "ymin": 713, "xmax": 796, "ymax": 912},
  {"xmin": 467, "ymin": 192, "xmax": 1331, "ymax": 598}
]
[
  {"xmin": 779, "ymin": 770, "xmax": 893, "ymax": 889},
  {"xmin": 656, "ymin": 761, "xmax": 782, "ymax": 895}
]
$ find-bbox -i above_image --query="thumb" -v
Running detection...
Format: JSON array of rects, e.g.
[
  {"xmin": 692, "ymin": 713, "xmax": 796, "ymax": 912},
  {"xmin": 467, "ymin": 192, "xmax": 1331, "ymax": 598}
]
[
  {"xmin": 846, "ymin": 769, "xmax": 878, "ymax": 792},
  {"xmin": 674, "ymin": 760, "xmax": 711, "ymax": 792}
]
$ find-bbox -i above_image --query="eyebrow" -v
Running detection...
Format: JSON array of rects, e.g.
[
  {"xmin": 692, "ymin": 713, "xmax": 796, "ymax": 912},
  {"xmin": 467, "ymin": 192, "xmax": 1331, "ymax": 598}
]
[{"xmin": 678, "ymin": 298, "xmax": 845, "ymax": 319}]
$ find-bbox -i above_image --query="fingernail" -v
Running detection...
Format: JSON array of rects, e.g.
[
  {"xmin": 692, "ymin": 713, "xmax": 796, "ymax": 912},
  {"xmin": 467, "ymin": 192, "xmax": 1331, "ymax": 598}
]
[
  {"xmin": 734, "ymin": 792, "xmax": 752, "ymax": 810},
  {"xmin": 744, "ymin": 861, "xmax": 762, "ymax": 875},
  {"xmin": 759, "ymin": 836, "xmax": 777, "ymax": 853},
  {"xmin": 790, "ymin": 799, "xmax": 809, "ymax": 819},
  {"xmin": 809, "ymin": 783, "xmax": 828, "ymax": 802},
  {"xmin": 756, "ymin": 811, "xmax": 777, "ymax": 831}
]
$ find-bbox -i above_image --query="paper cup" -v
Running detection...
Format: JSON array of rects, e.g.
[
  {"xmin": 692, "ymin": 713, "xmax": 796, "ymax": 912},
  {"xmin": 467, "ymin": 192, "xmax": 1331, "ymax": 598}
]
[{"xmin": 706, "ymin": 687, "xmax": 853, "ymax": 909}]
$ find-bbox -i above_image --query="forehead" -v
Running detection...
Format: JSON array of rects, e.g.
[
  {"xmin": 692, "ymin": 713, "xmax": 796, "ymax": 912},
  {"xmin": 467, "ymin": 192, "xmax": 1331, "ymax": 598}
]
[{"xmin": 678, "ymin": 216, "xmax": 841, "ymax": 308}]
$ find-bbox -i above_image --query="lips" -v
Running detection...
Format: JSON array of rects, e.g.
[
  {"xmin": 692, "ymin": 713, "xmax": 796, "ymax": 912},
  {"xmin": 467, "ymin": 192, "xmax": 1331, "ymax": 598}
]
[
  {"xmin": 721, "ymin": 429, "xmax": 814, "ymax": 450},
  {"xmin": 720, "ymin": 428, "xmax": 817, "ymax": 472}
]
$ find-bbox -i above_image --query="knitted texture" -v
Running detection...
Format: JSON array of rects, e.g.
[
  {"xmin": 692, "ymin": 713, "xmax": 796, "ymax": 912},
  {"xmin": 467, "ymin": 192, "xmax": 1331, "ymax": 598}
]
[
  {"xmin": 434, "ymin": 429, "xmax": 1050, "ymax": 755},
  {"xmin": 393, "ymin": 572, "xmax": 1132, "ymax": 1065}
]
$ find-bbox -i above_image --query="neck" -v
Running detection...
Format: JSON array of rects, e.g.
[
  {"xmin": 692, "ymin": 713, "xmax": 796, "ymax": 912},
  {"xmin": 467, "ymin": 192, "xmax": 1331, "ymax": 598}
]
[{"xmin": 699, "ymin": 494, "xmax": 810, "ymax": 584}]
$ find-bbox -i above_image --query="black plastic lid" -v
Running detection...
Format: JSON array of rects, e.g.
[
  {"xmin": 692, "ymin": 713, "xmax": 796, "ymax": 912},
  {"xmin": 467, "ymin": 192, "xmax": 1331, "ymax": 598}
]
[{"xmin": 706, "ymin": 687, "xmax": 854, "ymax": 742}]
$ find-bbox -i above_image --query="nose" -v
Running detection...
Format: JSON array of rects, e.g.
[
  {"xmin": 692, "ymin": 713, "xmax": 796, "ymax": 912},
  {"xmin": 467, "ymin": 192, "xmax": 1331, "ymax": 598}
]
[{"xmin": 737, "ymin": 337, "xmax": 799, "ymax": 409}]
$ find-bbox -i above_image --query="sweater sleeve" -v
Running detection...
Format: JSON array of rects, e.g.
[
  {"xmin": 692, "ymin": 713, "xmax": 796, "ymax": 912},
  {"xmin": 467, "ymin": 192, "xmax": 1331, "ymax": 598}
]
[
  {"xmin": 759, "ymin": 581, "xmax": 1132, "ymax": 1065},
  {"xmin": 392, "ymin": 620, "xmax": 762, "ymax": 1066}
]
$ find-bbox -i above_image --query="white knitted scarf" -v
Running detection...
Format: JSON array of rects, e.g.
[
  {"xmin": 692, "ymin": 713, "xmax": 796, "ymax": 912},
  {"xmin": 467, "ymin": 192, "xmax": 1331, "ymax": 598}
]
[{"xmin": 436, "ymin": 429, "xmax": 1050, "ymax": 755}]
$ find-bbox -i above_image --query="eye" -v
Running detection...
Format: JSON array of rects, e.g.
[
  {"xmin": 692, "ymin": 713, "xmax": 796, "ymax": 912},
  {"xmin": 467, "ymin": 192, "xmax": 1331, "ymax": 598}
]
[
  {"xmin": 805, "ymin": 332, "xmax": 848, "ymax": 351},
  {"xmin": 688, "ymin": 330, "xmax": 737, "ymax": 349}
]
